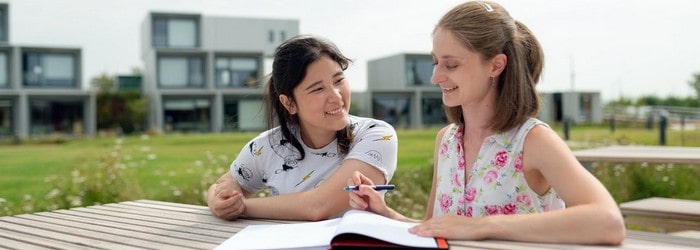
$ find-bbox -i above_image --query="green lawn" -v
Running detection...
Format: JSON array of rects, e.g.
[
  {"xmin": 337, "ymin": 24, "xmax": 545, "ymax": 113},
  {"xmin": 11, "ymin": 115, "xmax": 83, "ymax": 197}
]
[{"xmin": 1, "ymin": 124, "xmax": 699, "ymax": 218}]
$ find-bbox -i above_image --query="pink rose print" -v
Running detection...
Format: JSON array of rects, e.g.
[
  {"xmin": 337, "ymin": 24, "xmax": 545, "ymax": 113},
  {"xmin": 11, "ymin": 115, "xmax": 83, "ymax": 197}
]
[
  {"xmin": 439, "ymin": 142, "xmax": 449, "ymax": 156},
  {"xmin": 494, "ymin": 150, "xmax": 508, "ymax": 167},
  {"xmin": 457, "ymin": 207, "xmax": 466, "ymax": 216},
  {"xmin": 516, "ymin": 193, "xmax": 532, "ymax": 206},
  {"xmin": 514, "ymin": 153, "xmax": 523, "ymax": 172},
  {"xmin": 457, "ymin": 151, "xmax": 466, "ymax": 170},
  {"xmin": 465, "ymin": 187, "xmax": 477, "ymax": 202},
  {"xmin": 502, "ymin": 203, "xmax": 518, "ymax": 215},
  {"xmin": 483, "ymin": 170, "xmax": 498, "ymax": 184},
  {"xmin": 440, "ymin": 194, "xmax": 453, "ymax": 211},
  {"xmin": 542, "ymin": 204, "xmax": 550, "ymax": 212},
  {"xmin": 466, "ymin": 206, "xmax": 473, "ymax": 217},
  {"xmin": 453, "ymin": 172, "xmax": 461, "ymax": 187},
  {"xmin": 485, "ymin": 205, "xmax": 501, "ymax": 215}
]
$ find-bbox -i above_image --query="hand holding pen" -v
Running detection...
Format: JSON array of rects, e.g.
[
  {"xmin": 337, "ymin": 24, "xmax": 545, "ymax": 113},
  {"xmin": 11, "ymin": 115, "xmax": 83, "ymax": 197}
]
[{"xmin": 344, "ymin": 184, "xmax": 395, "ymax": 191}]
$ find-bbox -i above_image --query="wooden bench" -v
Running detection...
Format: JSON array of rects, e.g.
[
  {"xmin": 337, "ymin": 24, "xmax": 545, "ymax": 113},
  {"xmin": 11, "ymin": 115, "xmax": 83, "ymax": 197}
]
[
  {"xmin": 572, "ymin": 145, "xmax": 700, "ymax": 171},
  {"xmin": 620, "ymin": 197, "xmax": 700, "ymax": 233}
]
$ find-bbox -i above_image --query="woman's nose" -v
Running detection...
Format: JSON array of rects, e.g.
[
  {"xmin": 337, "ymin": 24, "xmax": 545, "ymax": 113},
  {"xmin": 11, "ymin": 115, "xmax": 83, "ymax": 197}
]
[{"xmin": 431, "ymin": 67, "xmax": 445, "ymax": 85}]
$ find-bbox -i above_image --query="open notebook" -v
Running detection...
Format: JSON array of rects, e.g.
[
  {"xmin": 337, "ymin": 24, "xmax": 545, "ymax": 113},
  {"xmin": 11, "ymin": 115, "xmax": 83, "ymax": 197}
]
[{"xmin": 215, "ymin": 210, "xmax": 449, "ymax": 249}]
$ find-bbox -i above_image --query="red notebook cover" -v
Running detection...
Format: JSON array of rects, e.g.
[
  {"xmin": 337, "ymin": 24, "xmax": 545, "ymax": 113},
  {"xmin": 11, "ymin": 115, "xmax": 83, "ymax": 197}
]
[{"xmin": 330, "ymin": 233, "xmax": 449, "ymax": 249}]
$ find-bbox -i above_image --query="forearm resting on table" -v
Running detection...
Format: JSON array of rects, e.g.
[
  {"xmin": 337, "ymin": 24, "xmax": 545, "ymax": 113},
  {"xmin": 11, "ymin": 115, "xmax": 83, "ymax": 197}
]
[{"xmin": 243, "ymin": 190, "xmax": 344, "ymax": 221}]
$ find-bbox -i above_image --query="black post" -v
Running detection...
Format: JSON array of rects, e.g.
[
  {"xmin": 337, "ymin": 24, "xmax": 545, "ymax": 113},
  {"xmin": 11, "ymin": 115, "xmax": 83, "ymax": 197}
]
[
  {"xmin": 659, "ymin": 115, "xmax": 667, "ymax": 146},
  {"xmin": 609, "ymin": 114, "xmax": 616, "ymax": 133},
  {"xmin": 563, "ymin": 118, "xmax": 570, "ymax": 141}
]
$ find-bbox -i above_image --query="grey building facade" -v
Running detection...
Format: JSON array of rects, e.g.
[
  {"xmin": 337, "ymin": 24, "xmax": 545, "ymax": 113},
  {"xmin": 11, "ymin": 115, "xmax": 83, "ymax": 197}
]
[
  {"xmin": 366, "ymin": 53, "xmax": 602, "ymax": 128},
  {"xmin": 366, "ymin": 53, "xmax": 446, "ymax": 129},
  {"xmin": 0, "ymin": 3, "xmax": 96, "ymax": 139},
  {"xmin": 140, "ymin": 12, "xmax": 298, "ymax": 133}
]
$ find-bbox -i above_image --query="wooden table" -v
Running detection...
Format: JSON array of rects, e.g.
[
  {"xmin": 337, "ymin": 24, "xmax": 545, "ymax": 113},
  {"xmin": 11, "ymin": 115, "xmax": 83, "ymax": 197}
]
[
  {"xmin": 573, "ymin": 145, "xmax": 700, "ymax": 171},
  {"xmin": 1, "ymin": 199, "xmax": 699, "ymax": 249},
  {"xmin": 620, "ymin": 197, "xmax": 700, "ymax": 233}
]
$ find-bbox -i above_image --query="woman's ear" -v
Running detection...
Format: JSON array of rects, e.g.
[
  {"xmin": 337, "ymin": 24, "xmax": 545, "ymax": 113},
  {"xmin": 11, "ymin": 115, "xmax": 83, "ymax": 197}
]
[
  {"xmin": 279, "ymin": 94, "xmax": 297, "ymax": 115},
  {"xmin": 491, "ymin": 53, "xmax": 507, "ymax": 77}
]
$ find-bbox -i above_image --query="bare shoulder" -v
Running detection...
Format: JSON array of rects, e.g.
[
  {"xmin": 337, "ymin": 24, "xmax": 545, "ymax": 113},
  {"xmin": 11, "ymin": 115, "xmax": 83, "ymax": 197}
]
[{"xmin": 522, "ymin": 123, "xmax": 576, "ymax": 170}]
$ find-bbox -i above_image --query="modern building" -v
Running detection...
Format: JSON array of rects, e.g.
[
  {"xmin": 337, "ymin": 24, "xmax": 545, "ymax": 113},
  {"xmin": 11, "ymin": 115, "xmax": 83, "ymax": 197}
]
[
  {"xmin": 366, "ymin": 53, "xmax": 603, "ymax": 128},
  {"xmin": 140, "ymin": 12, "xmax": 298, "ymax": 133},
  {"xmin": 0, "ymin": 3, "xmax": 96, "ymax": 139},
  {"xmin": 539, "ymin": 91, "xmax": 603, "ymax": 124},
  {"xmin": 366, "ymin": 53, "xmax": 446, "ymax": 129}
]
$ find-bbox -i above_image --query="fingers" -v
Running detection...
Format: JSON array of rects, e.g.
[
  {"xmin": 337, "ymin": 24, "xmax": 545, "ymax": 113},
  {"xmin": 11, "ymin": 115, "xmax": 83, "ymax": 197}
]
[{"xmin": 212, "ymin": 190, "xmax": 245, "ymax": 220}]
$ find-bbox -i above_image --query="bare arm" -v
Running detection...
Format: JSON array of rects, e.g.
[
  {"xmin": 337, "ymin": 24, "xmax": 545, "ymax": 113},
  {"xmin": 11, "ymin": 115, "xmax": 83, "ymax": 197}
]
[
  {"xmin": 206, "ymin": 172, "xmax": 254, "ymax": 220},
  {"xmin": 411, "ymin": 125, "xmax": 626, "ymax": 245},
  {"xmin": 348, "ymin": 126, "xmax": 449, "ymax": 223},
  {"xmin": 242, "ymin": 159, "xmax": 387, "ymax": 221}
]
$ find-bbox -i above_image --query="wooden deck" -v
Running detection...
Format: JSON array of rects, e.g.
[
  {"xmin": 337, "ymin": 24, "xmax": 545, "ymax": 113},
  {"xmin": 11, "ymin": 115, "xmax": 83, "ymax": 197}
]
[
  {"xmin": 620, "ymin": 197, "xmax": 700, "ymax": 233},
  {"xmin": 1, "ymin": 200, "xmax": 699, "ymax": 249},
  {"xmin": 572, "ymin": 145, "xmax": 700, "ymax": 172}
]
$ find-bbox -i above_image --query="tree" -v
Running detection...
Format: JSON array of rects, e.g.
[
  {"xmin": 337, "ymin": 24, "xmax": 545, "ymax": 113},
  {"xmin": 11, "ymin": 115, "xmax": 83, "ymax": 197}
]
[
  {"xmin": 689, "ymin": 71, "xmax": 700, "ymax": 102},
  {"xmin": 92, "ymin": 73, "xmax": 148, "ymax": 134}
]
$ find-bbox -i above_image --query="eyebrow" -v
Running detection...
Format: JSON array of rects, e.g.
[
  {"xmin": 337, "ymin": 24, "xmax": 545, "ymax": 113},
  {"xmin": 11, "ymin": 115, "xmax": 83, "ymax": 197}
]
[{"xmin": 303, "ymin": 70, "xmax": 344, "ymax": 91}]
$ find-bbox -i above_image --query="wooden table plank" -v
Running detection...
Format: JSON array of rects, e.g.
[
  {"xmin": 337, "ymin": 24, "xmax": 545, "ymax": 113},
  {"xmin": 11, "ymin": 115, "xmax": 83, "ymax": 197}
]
[
  {"xmin": 37, "ymin": 210, "xmax": 224, "ymax": 244},
  {"xmin": 19, "ymin": 212, "xmax": 218, "ymax": 249},
  {"xmin": 3, "ymin": 199, "xmax": 699, "ymax": 249},
  {"xmin": 72, "ymin": 206, "xmax": 240, "ymax": 234},
  {"xmin": 0, "ymin": 217, "xmax": 146, "ymax": 250},
  {"xmin": 53, "ymin": 209, "xmax": 233, "ymax": 238},
  {"xmin": 573, "ymin": 145, "xmax": 700, "ymax": 165},
  {"xmin": 620, "ymin": 197, "xmax": 700, "ymax": 220}
]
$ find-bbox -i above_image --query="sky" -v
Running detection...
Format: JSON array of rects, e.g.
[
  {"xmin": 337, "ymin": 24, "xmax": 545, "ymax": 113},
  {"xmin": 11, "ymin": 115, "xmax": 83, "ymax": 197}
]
[{"xmin": 5, "ymin": 0, "xmax": 700, "ymax": 102}]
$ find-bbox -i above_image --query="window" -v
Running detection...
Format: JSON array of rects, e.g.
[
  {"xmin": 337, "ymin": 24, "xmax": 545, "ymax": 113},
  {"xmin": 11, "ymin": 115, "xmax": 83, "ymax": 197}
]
[
  {"xmin": 22, "ymin": 52, "xmax": 77, "ymax": 88},
  {"xmin": 152, "ymin": 16, "xmax": 198, "ymax": 48},
  {"xmin": 30, "ymin": 100, "xmax": 83, "ymax": 135},
  {"xmin": 163, "ymin": 98, "xmax": 211, "ymax": 132},
  {"xmin": 279, "ymin": 30, "xmax": 287, "ymax": 42},
  {"xmin": 268, "ymin": 30, "xmax": 275, "ymax": 43},
  {"xmin": 223, "ymin": 98, "xmax": 264, "ymax": 131},
  {"xmin": 157, "ymin": 55, "xmax": 204, "ymax": 88},
  {"xmin": 0, "ymin": 52, "xmax": 7, "ymax": 87},
  {"xmin": 215, "ymin": 56, "xmax": 260, "ymax": 88},
  {"xmin": 0, "ymin": 99, "xmax": 11, "ymax": 138},
  {"xmin": 372, "ymin": 95, "xmax": 411, "ymax": 129},
  {"xmin": 406, "ymin": 58, "xmax": 433, "ymax": 86},
  {"xmin": 421, "ymin": 96, "xmax": 446, "ymax": 127},
  {"xmin": 0, "ymin": 5, "xmax": 7, "ymax": 42}
]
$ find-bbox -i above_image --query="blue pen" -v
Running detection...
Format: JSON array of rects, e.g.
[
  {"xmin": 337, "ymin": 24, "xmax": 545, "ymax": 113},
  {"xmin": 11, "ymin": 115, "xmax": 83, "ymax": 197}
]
[{"xmin": 344, "ymin": 184, "xmax": 395, "ymax": 191}]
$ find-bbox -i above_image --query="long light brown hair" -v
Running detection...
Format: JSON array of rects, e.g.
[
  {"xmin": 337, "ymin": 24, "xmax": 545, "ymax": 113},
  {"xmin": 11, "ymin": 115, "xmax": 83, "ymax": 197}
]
[{"xmin": 437, "ymin": 1, "xmax": 543, "ymax": 132}]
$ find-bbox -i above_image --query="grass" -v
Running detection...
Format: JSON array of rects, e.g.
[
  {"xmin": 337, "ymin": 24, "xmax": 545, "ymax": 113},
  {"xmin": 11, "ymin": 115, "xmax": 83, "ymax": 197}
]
[{"xmin": 0, "ymin": 123, "xmax": 699, "ymax": 220}]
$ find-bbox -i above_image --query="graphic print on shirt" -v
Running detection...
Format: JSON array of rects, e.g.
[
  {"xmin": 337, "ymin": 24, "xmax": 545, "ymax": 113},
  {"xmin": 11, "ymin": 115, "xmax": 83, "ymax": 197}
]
[
  {"xmin": 268, "ymin": 129, "xmax": 302, "ymax": 175},
  {"xmin": 248, "ymin": 141, "xmax": 263, "ymax": 156},
  {"xmin": 275, "ymin": 155, "xmax": 299, "ymax": 174},
  {"xmin": 311, "ymin": 151, "xmax": 337, "ymax": 158},
  {"xmin": 295, "ymin": 170, "xmax": 315, "ymax": 187},
  {"xmin": 236, "ymin": 163, "xmax": 253, "ymax": 181}
]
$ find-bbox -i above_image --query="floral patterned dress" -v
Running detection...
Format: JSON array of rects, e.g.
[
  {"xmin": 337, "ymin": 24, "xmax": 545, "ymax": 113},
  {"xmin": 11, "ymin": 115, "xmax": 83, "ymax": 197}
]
[{"xmin": 432, "ymin": 118, "xmax": 565, "ymax": 218}]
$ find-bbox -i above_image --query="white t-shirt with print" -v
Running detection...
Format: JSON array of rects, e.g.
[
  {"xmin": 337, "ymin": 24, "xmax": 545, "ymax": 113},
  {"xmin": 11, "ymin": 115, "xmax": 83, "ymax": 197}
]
[{"xmin": 230, "ymin": 115, "xmax": 397, "ymax": 196}]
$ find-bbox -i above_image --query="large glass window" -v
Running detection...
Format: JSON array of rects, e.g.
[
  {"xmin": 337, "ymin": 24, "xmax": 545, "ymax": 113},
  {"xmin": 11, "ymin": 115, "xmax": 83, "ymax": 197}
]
[
  {"xmin": 223, "ymin": 98, "xmax": 264, "ymax": 131},
  {"xmin": 215, "ymin": 57, "xmax": 260, "ymax": 88},
  {"xmin": 406, "ymin": 57, "xmax": 433, "ymax": 86},
  {"xmin": 163, "ymin": 98, "xmax": 211, "ymax": 132},
  {"xmin": 422, "ymin": 96, "xmax": 447, "ymax": 127},
  {"xmin": 0, "ymin": 5, "xmax": 7, "ymax": 42},
  {"xmin": 158, "ymin": 56, "xmax": 204, "ymax": 88},
  {"xmin": 0, "ymin": 99, "xmax": 11, "ymax": 138},
  {"xmin": 22, "ymin": 53, "xmax": 77, "ymax": 88},
  {"xmin": 372, "ymin": 95, "xmax": 411, "ymax": 129},
  {"xmin": 30, "ymin": 100, "xmax": 84, "ymax": 135},
  {"xmin": 152, "ymin": 16, "xmax": 198, "ymax": 48},
  {"xmin": 0, "ymin": 52, "xmax": 8, "ymax": 87}
]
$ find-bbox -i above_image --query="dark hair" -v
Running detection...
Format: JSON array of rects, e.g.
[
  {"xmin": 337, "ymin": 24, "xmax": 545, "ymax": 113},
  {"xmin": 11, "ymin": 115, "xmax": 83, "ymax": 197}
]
[
  {"xmin": 264, "ymin": 35, "xmax": 354, "ymax": 160},
  {"xmin": 437, "ymin": 1, "xmax": 543, "ymax": 132}
]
